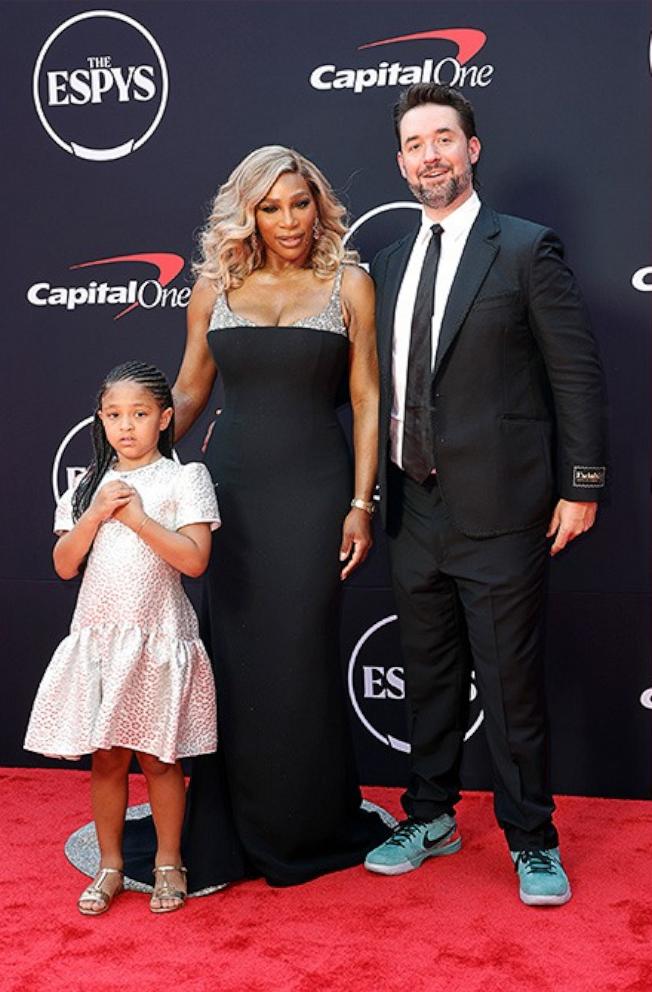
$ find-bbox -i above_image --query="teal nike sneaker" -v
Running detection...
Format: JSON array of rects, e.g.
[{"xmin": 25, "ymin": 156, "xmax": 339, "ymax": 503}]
[
  {"xmin": 364, "ymin": 814, "xmax": 461, "ymax": 875},
  {"xmin": 511, "ymin": 848, "xmax": 572, "ymax": 906}
]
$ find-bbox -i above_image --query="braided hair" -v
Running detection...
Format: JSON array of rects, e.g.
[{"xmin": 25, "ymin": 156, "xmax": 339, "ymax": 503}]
[{"xmin": 72, "ymin": 361, "xmax": 175, "ymax": 521}]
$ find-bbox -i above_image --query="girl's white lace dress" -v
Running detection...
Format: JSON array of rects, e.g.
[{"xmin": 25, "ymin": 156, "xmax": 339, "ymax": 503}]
[{"xmin": 24, "ymin": 457, "xmax": 220, "ymax": 764}]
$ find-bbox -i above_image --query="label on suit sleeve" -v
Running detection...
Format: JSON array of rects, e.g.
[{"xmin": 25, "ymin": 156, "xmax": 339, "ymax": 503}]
[{"xmin": 573, "ymin": 466, "xmax": 606, "ymax": 488}]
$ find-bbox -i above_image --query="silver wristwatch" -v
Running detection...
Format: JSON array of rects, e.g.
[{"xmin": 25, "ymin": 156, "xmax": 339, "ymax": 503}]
[{"xmin": 350, "ymin": 497, "xmax": 375, "ymax": 515}]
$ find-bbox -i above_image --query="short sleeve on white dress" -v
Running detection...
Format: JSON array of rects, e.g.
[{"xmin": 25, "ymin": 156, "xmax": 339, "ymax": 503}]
[
  {"xmin": 174, "ymin": 462, "xmax": 221, "ymax": 531},
  {"xmin": 54, "ymin": 486, "xmax": 75, "ymax": 535}
]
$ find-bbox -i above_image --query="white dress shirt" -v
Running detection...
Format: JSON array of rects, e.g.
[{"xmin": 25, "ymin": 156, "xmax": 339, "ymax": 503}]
[{"xmin": 390, "ymin": 191, "xmax": 482, "ymax": 469}]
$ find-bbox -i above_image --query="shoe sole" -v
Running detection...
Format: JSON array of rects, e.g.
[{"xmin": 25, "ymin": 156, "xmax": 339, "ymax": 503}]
[
  {"xmin": 364, "ymin": 835, "xmax": 462, "ymax": 876},
  {"xmin": 519, "ymin": 884, "xmax": 572, "ymax": 906}
]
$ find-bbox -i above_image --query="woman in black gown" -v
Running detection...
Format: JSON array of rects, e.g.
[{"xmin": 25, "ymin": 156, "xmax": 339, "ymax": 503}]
[{"xmin": 127, "ymin": 146, "xmax": 391, "ymax": 890}]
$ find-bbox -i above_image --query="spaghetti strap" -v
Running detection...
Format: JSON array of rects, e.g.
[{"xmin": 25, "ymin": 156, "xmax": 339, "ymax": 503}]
[
  {"xmin": 332, "ymin": 265, "xmax": 344, "ymax": 300},
  {"xmin": 314, "ymin": 265, "xmax": 346, "ymax": 335}
]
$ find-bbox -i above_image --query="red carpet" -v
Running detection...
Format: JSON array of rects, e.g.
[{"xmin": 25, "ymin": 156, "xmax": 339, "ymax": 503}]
[{"xmin": 1, "ymin": 769, "xmax": 651, "ymax": 992}]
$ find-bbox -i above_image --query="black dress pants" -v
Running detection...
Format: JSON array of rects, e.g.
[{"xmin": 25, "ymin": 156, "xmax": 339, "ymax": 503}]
[{"xmin": 386, "ymin": 465, "xmax": 558, "ymax": 851}]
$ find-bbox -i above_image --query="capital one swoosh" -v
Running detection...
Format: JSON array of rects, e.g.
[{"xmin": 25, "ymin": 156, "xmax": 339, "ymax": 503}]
[
  {"xmin": 358, "ymin": 29, "xmax": 487, "ymax": 66},
  {"xmin": 70, "ymin": 252, "xmax": 186, "ymax": 319}
]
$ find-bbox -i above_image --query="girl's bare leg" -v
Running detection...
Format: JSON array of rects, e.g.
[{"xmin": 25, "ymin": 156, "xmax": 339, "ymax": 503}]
[
  {"xmin": 81, "ymin": 747, "xmax": 132, "ymax": 911},
  {"xmin": 137, "ymin": 752, "xmax": 187, "ymax": 910}
]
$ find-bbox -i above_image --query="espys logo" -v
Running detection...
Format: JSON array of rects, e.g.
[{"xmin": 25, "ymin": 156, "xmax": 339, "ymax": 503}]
[
  {"xmin": 348, "ymin": 616, "xmax": 484, "ymax": 751},
  {"xmin": 27, "ymin": 252, "xmax": 189, "ymax": 319},
  {"xmin": 33, "ymin": 10, "xmax": 168, "ymax": 161},
  {"xmin": 310, "ymin": 28, "xmax": 493, "ymax": 94}
]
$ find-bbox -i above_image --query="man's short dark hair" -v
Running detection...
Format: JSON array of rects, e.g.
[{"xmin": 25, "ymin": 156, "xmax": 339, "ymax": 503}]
[{"xmin": 393, "ymin": 83, "xmax": 478, "ymax": 148}]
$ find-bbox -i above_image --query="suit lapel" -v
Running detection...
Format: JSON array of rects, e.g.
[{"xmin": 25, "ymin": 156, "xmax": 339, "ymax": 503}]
[
  {"xmin": 433, "ymin": 205, "xmax": 501, "ymax": 377},
  {"xmin": 377, "ymin": 227, "xmax": 419, "ymax": 379}
]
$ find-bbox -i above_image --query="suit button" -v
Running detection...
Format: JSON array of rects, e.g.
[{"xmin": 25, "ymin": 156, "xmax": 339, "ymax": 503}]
[{"xmin": 439, "ymin": 437, "xmax": 445, "ymax": 443}]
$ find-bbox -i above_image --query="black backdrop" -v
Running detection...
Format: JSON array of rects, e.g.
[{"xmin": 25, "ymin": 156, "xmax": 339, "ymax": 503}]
[{"xmin": 3, "ymin": 0, "xmax": 651, "ymax": 798}]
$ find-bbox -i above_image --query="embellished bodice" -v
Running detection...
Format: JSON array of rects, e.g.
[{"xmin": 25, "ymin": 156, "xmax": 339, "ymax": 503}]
[{"xmin": 208, "ymin": 266, "xmax": 347, "ymax": 336}]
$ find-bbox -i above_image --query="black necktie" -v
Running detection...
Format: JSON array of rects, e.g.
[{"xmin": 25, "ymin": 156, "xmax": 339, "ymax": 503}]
[{"xmin": 402, "ymin": 223, "xmax": 443, "ymax": 483}]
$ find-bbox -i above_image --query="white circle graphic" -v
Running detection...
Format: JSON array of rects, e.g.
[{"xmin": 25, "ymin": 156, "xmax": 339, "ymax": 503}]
[
  {"xmin": 640, "ymin": 688, "xmax": 652, "ymax": 710},
  {"xmin": 631, "ymin": 266, "xmax": 652, "ymax": 292},
  {"xmin": 348, "ymin": 614, "xmax": 484, "ymax": 751},
  {"xmin": 348, "ymin": 615, "xmax": 405, "ymax": 750},
  {"xmin": 343, "ymin": 201, "xmax": 421, "ymax": 247},
  {"xmin": 52, "ymin": 416, "xmax": 94, "ymax": 502},
  {"xmin": 33, "ymin": 10, "xmax": 168, "ymax": 162}
]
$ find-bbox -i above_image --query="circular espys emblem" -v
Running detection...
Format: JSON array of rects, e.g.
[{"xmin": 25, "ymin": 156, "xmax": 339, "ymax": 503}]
[
  {"xmin": 52, "ymin": 416, "xmax": 94, "ymax": 503},
  {"xmin": 343, "ymin": 201, "xmax": 421, "ymax": 265},
  {"xmin": 33, "ymin": 10, "xmax": 168, "ymax": 162},
  {"xmin": 347, "ymin": 615, "xmax": 484, "ymax": 751}
]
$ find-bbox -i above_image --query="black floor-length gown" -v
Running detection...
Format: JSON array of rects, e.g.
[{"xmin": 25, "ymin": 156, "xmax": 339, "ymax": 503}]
[{"xmin": 123, "ymin": 271, "xmax": 391, "ymax": 889}]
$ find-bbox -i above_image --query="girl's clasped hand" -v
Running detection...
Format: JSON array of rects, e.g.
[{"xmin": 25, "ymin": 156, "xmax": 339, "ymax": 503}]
[{"xmin": 91, "ymin": 480, "xmax": 137, "ymax": 522}]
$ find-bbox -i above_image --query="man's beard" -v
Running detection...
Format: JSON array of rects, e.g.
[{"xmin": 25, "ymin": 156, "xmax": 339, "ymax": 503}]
[{"xmin": 408, "ymin": 165, "xmax": 472, "ymax": 209}]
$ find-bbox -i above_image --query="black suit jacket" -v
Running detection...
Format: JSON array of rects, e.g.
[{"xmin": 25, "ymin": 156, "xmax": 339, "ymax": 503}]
[{"xmin": 371, "ymin": 204, "xmax": 607, "ymax": 537}]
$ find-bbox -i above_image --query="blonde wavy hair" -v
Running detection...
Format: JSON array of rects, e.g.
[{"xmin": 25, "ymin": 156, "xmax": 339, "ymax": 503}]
[{"xmin": 193, "ymin": 145, "xmax": 358, "ymax": 291}]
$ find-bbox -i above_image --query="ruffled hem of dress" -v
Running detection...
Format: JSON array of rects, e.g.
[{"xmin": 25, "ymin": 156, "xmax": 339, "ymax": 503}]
[
  {"xmin": 67, "ymin": 620, "xmax": 205, "ymax": 643},
  {"xmin": 23, "ymin": 740, "xmax": 218, "ymax": 766},
  {"xmin": 47, "ymin": 622, "xmax": 215, "ymax": 673},
  {"xmin": 24, "ymin": 622, "xmax": 218, "ymax": 767}
]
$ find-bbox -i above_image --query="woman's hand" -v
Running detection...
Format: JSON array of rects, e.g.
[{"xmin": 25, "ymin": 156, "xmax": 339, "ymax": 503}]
[
  {"xmin": 341, "ymin": 266, "xmax": 380, "ymax": 575},
  {"xmin": 201, "ymin": 413, "xmax": 220, "ymax": 454},
  {"xmin": 339, "ymin": 508, "xmax": 373, "ymax": 580},
  {"xmin": 112, "ymin": 486, "xmax": 145, "ymax": 530},
  {"xmin": 89, "ymin": 481, "xmax": 134, "ymax": 523}
]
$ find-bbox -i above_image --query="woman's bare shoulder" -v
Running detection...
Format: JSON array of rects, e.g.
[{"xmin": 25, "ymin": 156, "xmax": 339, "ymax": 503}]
[
  {"xmin": 341, "ymin": 263, "xmax": 374, "ymax": 300},
  {"xmin": 189, "ymin": 276, "xmax": 220, "ymax": 316}
]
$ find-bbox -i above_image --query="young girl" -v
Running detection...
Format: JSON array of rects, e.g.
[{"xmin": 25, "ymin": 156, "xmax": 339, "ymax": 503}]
[{"xmin": 24, "ymin": 361, "xmax": 220, "ymax": 916}]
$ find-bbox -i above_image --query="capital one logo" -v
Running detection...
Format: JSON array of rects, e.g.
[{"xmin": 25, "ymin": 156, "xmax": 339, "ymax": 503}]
[
  {"xmin": 310, "ymin": 28, "xmax": 494, "ymax": 94},
  {"xmin": 27, "ymin": 252, "xmax": 189, "ymax": 319},
  {"xmin": 348, "ymin": 616, "xmax": 484, "ymax": 752},
  {"xmin": 33, "ymin": 10, "xmax": 168, "ymax": 161}
]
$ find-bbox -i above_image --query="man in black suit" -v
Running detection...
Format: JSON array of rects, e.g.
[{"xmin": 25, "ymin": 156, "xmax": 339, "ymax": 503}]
[{"xmin": 364, "ymin": 84, "xmax": 606, "ymax": 905}]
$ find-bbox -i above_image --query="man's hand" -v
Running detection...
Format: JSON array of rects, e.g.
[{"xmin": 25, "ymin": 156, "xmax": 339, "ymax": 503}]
[{"xmin": 547, "ymin": 499, "xmax": 597, "ymax": 556}]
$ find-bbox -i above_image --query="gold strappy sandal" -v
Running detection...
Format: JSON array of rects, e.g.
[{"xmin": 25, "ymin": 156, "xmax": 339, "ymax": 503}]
[
  {"xmin": 150, "ymin": 865, "xmax": 187, "ymax": 914},
  {"xmin": 78, "ymin": 867, "xmax": 124, "ymax": 916}
]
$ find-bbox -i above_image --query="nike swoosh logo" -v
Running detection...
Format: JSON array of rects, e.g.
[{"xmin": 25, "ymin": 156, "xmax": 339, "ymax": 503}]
[{"xmin": 423, "ymin": 827, "xmax": 454, "ymax": 850}]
